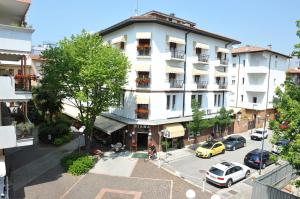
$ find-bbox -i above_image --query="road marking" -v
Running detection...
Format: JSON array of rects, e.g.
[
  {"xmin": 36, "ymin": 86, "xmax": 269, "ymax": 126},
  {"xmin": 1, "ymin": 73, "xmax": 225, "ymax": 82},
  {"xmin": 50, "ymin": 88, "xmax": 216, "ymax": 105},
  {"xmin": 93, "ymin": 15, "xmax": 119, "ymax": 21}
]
[
  {"xmin": 170, "ymin": 180, "xmax": 173, "ymax": 199},
  {"xmin": 59, "ymin": 174, "xmax": 85, "ymax": 199}
]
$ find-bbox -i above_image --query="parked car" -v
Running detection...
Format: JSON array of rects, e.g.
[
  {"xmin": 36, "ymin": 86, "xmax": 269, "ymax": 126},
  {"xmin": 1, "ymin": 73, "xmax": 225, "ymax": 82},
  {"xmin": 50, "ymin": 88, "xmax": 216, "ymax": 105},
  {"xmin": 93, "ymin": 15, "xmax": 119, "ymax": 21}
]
[
  {"xmin": 250, "ymin": 128, "xmax": 268, "ymax": 140},
  {"xmin": 0, "ymin": 176, "xmax": 5, "ymax": 199},
  {"xmin": 222, "ymin": 135, "xmax": 246, "ymax": 151},
  {"xmin": 196, "ymin": 141, "xmax": 225, "ymax": 158},
  {"xmin": 272, "ymin": 139, "xmax": 289, "ymax": 154},
  {"xmin": 206, "ymin": 161, "xmax": 251, "ymax": 188},
  {"xmin": 244, "ymin": 149, "xmax": 273, "ymax": 169}
]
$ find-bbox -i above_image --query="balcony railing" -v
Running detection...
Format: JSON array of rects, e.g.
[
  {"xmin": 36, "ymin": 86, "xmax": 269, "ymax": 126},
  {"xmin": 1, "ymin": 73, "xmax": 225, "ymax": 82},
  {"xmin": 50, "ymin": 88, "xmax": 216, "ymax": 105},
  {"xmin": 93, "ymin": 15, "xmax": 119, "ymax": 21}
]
[
  {"xmin": 135, "ymin": 108, "xmax": 149, "ymax": 119},
  {"xmin": 14, "ymin": 74, "xmax": 36, "ymax": 92},
  {"xmin": 136, "ymin": 78, "xmax": 150, "ymax": 88},
  {"xmin": 217, "ymin": 82, "xmax": 228, "ymax": 89},
  {"xmin": 197, "ymin": 54, "xmax": 209, "ymax": 63},
  {"xmin": 218, "ymin": 58, "xmax": 229, "ymax": 65},
  {"xmin": 170, "ymin": 49, "xmax": 185, "ymax": 59},
  {"xmin": 196, "ymin": 81, "xmax": 208, "ymax": 89},
  {"xmin": 137, "ymin": 46, "xmax": 151, "ymax": 56},
  {"xmin": 169, "ymin": 80, "xmax": 184, "ymax": 88}
]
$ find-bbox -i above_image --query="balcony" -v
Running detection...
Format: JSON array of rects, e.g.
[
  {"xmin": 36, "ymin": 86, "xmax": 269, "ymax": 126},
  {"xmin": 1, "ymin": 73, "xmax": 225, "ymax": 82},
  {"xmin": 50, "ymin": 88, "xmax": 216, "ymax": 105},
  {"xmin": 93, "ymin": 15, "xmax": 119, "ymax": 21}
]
[
  {"xmin": 0, "ymin": 24, "xmax": 34, "ymax": 53},
  {"xmin": 217, "ymin": 58, "xmax": 229, "ymax": 66},
  {"xmin": 0, "ymin": 76, "xmax": 32, "ymax": 101},
  {"xmin": 169, "ymin": 80, "xmax": 184, "ymax": 88},
  {"xmin": 137, "ymin": 46, "xmax": 151, "ymax": 57},
  {"xmin": 136, "ymin": 77, "xmax": 151, "ymax": 88},
  {"xmin": 166, "ymin": 49, "xmax": 185, "ymax": 61},
  {"xmin": 195, "ymin": 54, "xmax": 209, "ymax": 64},
  {"xmin": 245, "ymin": 85, "xmax": 266, "ymax": 92},
  {"xmin": 196, "ymin": 81, "xmax": 208, "ymax": 89},
  {"xmin": 217, "ymin": 82, "xmax": 228, "ymax": 89},
  {"xmin": 135, "ymin": 108, "xmax": 149, "ymax": 119}
]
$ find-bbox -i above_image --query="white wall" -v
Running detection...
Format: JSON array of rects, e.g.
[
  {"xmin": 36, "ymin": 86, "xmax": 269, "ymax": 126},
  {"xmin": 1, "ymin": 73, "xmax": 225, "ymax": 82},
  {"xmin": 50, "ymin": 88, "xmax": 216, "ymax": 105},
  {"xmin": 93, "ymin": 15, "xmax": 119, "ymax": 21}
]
[{"xmin": 0, "ymin": 76, "xmax": 32, "ymax": 101}]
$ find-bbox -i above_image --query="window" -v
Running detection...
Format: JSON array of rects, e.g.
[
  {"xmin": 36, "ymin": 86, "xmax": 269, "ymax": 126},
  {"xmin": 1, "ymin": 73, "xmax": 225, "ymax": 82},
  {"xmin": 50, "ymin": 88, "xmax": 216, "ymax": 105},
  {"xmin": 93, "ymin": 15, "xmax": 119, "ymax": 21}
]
[
  {"xmin": 196, "ymin": 48, "xmax": 202, "ymax": 55},
  {"xmin": 214, "ymin": 94, "xmax": 217, "ymax": 106},
  {"xmin": 218, "ymin": 95, "xmax": 221, "ymax": 107},
  {"xmin": 198, "ymin": 95, "xmax": 202, "ymax": 108},
  {"xmin": 191, "ymin": 95, "xmax": 196, "ymax": 107},
  {"xmin": 232, "ymin": 80, "xmax": 236, "ymax": 85},
  {"xmin": 166, "ymin": 95, "xmax": 170, "ymax": 110},
  {"xmin": 120, "ymin": 42, "xmax": 125, "ymax": 50},
  {"xmin": 194, "ymin": 75, "xmax": 200, "ymax": 83},
  {"xmin": 253, "ymin": 97, "xmax": 257, "ymax": 103},
  {"xmin": 233, "ymin": 63, "xmax": 236, "ymax": 68},
  {"xmin": 214, "ymin": 94, "xmax": 221, "ymax": 107},
  {"xmin": 169, "ymin": 73, "xmax": 176, "ymax": 81},
  {"xmin": 170, "ymin": 42, "xmax": 177, "ymax": 50},
  {"xmin": 241, "ymin": 95, "xmax": 244, "ymax": 102},
  {"xmin": 242, "ymin": 78, "xmax": 245, "ymax": 85},
  {"xmin": 233, "ymin": 55, "xmax": 237, "ymax": 58},
  {"xmin": 137, "ymin": 39, "xmax": 151, "ymax": 56},
  {"xmin": 172, "ymin": 95, "xmax": 176, "ymax": 109},
  {"xmin": 243, "ymin": 60, "xmax": 246, "ymax": 66}
]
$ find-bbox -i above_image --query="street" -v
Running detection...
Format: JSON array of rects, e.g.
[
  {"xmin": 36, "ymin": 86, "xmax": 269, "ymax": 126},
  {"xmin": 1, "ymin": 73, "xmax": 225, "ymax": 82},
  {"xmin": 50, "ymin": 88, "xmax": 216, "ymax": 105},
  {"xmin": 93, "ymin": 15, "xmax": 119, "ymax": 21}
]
[{"xmin": 162, "ymin": 130, "xmax": 274, "ymax": 193}]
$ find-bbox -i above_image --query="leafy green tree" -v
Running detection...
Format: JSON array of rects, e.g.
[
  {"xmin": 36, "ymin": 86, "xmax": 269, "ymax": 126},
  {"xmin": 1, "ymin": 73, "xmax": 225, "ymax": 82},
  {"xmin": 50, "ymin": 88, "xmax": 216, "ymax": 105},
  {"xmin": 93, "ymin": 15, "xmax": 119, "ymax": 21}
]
[
  {"xmin": 187, "ymin": 100, "xmax": 214, "ymax": 141},
  {"xmin": 41, "ymin": 30, "xmax": 130, "ymax": 150},
  {"xmin": 293, "ymin": 20, "xmax": 300, "ymax": 57},
  {"xmin": 214, "ymin": 107, "xmax": 233, "ymax": 137}
]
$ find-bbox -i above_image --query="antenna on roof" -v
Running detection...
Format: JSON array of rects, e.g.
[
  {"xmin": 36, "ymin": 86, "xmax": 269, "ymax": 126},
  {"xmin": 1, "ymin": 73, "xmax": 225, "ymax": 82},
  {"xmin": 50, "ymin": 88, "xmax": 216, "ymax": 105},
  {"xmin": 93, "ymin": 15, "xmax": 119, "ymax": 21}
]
[{"xmin": 134, "ymin": 0, "xmax": 139, "ymax": 16}]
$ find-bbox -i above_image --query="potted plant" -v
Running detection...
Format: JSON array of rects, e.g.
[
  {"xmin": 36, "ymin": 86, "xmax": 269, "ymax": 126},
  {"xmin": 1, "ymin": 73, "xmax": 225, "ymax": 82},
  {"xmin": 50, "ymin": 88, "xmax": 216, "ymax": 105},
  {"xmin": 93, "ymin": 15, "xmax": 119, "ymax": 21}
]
[{"xmin": 16, "ymin": 122, "xmax": 34, "ymax": 138}]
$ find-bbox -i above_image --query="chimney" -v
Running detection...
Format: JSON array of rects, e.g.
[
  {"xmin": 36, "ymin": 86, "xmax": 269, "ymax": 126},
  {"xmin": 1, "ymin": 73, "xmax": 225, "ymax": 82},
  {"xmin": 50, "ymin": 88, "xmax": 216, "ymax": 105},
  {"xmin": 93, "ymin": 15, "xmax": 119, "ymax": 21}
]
[{"xmin": 267, "ymin": 44, "xmax": 272, "ymax": 50}]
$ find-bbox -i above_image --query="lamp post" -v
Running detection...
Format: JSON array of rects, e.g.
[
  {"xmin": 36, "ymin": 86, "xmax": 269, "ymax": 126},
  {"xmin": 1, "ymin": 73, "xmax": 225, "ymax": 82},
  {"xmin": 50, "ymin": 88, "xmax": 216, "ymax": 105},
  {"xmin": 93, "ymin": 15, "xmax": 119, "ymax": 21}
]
[
  {"xmin": 158, "ymin": 130, "xmax": 163, "ymax": 168},
  {"xmin": 259, "ymin": 52, "xmax": 274, "ymax": 175}
]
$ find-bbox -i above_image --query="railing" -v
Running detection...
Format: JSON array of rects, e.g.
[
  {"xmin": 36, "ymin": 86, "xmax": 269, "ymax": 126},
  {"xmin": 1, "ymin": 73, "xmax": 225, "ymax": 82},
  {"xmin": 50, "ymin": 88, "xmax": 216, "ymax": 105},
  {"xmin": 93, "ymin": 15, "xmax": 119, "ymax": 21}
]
[
  {"xmin": 218, "ymin": 58, "xmax": 229, "ymax": 65},
  {"xmin": 217, "ymin": 82, "xmax": 228, "ymax": 89},
  {"xmin": 196, "ymin": 81, "xmax": 208, "ymax": 89},
  {"xmin": 137, "ymin": 46, "xmax": 151, "ymax": 56},
  {"xmin": 170, "ymin": 49, "xmax": 185, "ymax": 59},
  {"xmin": 169, "ymin": 80, "xmax": 184, "ymax": 88},
  {"xmin": 136, "ymin": 78, "xmax": 151, "ymax": 88},
  {"xmin": 135, "ymin": 109, "xmax": 149, "ymax": 119},
  {"xmin": 197, "ymin": 54, "xmax": 209, "ymax": 63},
  {"xmin": 14, "ymin": 74, "xmax": 36, "ymax": 92}
]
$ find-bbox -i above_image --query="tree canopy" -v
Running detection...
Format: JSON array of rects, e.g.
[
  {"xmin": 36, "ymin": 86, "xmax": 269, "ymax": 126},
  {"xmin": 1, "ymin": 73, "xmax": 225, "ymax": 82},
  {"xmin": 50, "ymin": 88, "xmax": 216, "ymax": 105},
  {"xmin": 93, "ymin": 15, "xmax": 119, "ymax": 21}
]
[
  {"xmin": 40, "ymin": 30, "xmax": 130, "ymax": 149},
  {"xmin": 293, "ymin": 20, "xmax": 300, "ymax": 57}
]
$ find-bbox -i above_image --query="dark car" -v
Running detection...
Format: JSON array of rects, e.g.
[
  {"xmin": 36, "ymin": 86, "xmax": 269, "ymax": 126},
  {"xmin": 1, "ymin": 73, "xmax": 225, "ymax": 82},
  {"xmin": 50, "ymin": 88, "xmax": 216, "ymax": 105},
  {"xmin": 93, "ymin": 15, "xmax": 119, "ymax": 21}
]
[
  {"xmin": 244, "ymin": 149, "xmax": 273, "ymax": 169},
  {"xmin": 272, "ymin": 139, "xmax": 289, "ymax": 154},
  {"xmin": 222, "ymin": 135, "xmax": 246, "ymax": 151}
]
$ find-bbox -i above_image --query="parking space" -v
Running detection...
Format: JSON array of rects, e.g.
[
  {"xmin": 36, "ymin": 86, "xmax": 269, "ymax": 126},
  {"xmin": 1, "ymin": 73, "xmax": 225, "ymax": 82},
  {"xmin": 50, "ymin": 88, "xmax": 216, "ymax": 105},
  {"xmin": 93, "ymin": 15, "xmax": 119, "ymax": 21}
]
[{"xmin": 162, "ymin": 131, "xmax": 274, "ymax": 193}]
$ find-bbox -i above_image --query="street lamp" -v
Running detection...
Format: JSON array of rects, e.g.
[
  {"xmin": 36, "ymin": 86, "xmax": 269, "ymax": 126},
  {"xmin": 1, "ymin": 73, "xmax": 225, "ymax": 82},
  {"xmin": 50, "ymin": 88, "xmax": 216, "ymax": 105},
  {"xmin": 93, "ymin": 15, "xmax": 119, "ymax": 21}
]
[{"xmin": 250, "ymin": 103, "xmax": 258, "ymax": 134}]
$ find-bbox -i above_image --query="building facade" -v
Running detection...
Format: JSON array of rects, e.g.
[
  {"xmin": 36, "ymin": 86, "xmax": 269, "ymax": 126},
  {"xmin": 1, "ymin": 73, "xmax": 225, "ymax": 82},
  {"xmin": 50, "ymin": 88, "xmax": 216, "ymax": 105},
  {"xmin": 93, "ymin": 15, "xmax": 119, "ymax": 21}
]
[
  {"xmin": 90, "ymin": 11, "xmax": 241, "ymax": 150},
  {"xmin": 230, "ymin": 45, "xmax": 291, "ymax": 124},
  {"xmin": 0, "ymin": 0, "xmax": 34, "ymax": 193}
]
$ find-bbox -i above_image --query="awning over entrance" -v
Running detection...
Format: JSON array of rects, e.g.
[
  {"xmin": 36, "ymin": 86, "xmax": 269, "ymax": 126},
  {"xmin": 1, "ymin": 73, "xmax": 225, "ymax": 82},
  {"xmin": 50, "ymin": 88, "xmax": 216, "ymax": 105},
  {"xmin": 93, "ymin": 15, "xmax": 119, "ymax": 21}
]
[
  {"xmin": 111, "ymin": 35, "xmax": 127, "ymax": 44},
  {"xmin": 217, "ymin": 47, "xmax": 230, "ymax": 54},
  {"xmin": 194, "ymin": 42, "xmax": 210, "ymax": 50},
  {"xmin": 94, "ymin": 116, "xmax": 126, "ymax": 135},
  {"xmin": 136, "ymin": 32, "xmax": 152, "ymax": 39},
  {"xmin": 167, "ymin": 36, "xmax": 185, "ymax": 45},
  {"xmin": 163, "ymin": 123, "xmax": 185, "ymax": 138},
  {"xmin": 0, "ymin": 50, "xmax": 26, "ymax": 61},
  {"xmin": 0, "ymin": 155, "xmax": 6, "ymax": 177}
]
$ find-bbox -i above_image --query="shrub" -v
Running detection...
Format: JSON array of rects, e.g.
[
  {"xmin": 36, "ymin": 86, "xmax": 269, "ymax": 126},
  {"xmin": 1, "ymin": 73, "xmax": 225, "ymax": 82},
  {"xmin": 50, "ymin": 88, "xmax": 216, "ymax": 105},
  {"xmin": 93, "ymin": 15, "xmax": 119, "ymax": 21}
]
[
  {"xmin": 161, "ymin": 140, "xmax": 171, "ymax": 152},
  {"xmin": 61, "ymin": 153, "xmax": 96, "ymax": 175},
  {"xmin": 53, "ymin": 137, "xmax": 65, "ymax": 146}
]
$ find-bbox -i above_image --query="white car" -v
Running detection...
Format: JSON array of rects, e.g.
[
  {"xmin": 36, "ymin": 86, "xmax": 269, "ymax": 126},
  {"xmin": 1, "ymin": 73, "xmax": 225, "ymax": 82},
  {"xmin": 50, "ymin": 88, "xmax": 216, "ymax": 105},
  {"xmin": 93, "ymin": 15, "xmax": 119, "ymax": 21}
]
[
  {"xmin": 206, "ymin": 162, "xmax": 251, "ymax": 187},
  {"xmin": 250, "ymin": 128, "xmax": 268, "ymax": 140}
]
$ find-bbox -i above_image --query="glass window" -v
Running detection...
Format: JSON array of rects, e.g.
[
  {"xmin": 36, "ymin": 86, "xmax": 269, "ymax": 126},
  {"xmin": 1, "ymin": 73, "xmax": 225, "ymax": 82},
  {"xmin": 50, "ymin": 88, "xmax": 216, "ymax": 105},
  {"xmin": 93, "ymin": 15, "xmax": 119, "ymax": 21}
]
[
  {"xmin": 172, "ymin": 95, "xmax": 176, "ymax": 109},
  {"xmin": 166, "ymin": 95, "xmax": 170, "ymax": 110},
  {"xmin": 198, "ymin": 95, "xmax": 202, "ymax": 108},
  {"xmin": 209, "ymin": 167, "xmax": 224, "ymax": 176}
]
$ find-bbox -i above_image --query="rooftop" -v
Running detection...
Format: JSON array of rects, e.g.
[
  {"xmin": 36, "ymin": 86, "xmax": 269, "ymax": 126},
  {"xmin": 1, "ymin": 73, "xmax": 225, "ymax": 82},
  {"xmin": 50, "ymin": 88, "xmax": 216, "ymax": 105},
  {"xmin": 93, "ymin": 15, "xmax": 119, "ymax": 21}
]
[
  {"xmin": 287, "ymin": 67, "xmax": 300, "ymax": 74},
  {"xmin": 99, "ymin": 11, "xmax": 240, "ymax": 44},
  {"xmin": 232, "ymin": 45, "xmax": 291, "ymax": 58}
]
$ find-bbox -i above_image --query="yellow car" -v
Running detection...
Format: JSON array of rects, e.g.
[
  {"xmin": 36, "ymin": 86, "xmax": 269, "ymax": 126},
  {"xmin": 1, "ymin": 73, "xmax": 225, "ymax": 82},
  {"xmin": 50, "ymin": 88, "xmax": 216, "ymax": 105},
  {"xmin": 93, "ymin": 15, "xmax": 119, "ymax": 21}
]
[{"xmin": 196, "ymin": 141, "xmax": 225, "ymax": 158}]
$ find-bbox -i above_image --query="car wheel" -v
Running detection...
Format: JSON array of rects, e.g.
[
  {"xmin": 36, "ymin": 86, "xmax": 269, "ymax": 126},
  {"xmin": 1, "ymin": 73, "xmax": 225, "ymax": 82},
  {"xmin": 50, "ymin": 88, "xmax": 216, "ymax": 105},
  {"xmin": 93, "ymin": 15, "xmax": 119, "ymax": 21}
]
[
  {"xmin": 262, "ymin": 163, "xmax": 266, "ymax": 169},
  {"xmin": 226, "ymin": 179, "xmax": 233, "ymax": 188},
  {"xmin": 233, "ymin": 146, "xmax": 236, "ymax": 151},
  {"xmin": 208, "ymin": 153, "xmax": 212, "ymax": 158},
  {"xmin": 222, "ymin": 149, "xmax": 225, "ymax": 154},
  {"xmin": 245, "ymin": 170, "xmax": 250, "ymax": 178}
]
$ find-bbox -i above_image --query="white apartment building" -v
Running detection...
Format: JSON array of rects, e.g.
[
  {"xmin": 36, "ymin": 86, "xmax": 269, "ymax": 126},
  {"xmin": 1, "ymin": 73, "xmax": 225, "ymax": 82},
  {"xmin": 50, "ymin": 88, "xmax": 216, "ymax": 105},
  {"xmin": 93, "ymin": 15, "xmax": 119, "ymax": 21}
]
[
  {"xmin": 0, "ymin": 0, "xmax": 34, "ymax": 194},
  {"xmin": 91, "ymin": 11, "xmax": 240, "ymax": 149},
  {"xmin": 230, "ymin": 45, "xmax": 291, "ymax": 121}
]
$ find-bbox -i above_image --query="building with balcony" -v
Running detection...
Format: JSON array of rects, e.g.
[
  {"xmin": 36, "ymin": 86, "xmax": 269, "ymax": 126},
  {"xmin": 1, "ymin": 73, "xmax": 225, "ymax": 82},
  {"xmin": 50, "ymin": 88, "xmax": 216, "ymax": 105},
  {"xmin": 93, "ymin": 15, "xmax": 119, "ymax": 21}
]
[
  {"xmin": 77, "ymin": 11, "xmax": 240, "ymax": 150},
  {"xmin": 230, "ymin": 45, "xmax": 291, "ymax": 122},
  {"xmin": 0, "ymin": 0, "xmax": 34, "ymax": 192},
  {"xmin": 287, "ymin": 66, "xmax": 300, "ymax": 85}
]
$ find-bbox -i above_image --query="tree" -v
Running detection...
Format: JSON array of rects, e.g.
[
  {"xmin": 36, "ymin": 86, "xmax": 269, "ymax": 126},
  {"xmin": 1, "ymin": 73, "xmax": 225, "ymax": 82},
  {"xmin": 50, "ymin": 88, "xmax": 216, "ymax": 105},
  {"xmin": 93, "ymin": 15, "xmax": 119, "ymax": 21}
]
[
  {"xmin": 293, "ymin": 20, "xmax": 300, "ymax": 57},
  {"xmin": 41, "ymin": 30, "xmax": 130, "ymax": 151},
  {"xmin": 187, "ymin": 100, "xmax": 214, "ymax": 142},
  {"xmin": 214, "ymin": 107, "xmax": 233, "ymax": 137}
]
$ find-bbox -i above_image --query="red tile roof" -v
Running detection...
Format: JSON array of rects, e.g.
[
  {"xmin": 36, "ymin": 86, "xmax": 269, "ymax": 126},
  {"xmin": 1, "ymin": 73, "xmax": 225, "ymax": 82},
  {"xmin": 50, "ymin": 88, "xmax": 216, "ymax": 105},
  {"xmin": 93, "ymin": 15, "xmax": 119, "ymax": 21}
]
[
  {"xmin": 287, "ymin": 67, "xmax": 300, "ymax": 74},
  {"xmin": 232, "ymin": 45, "xmax": 291, "ymax": 58}
]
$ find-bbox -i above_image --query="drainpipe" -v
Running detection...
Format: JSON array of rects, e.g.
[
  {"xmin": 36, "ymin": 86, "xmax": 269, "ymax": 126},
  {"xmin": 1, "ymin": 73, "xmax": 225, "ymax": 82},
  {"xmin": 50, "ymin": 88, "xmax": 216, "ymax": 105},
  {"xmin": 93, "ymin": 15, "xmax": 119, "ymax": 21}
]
[
  {"xmin": 182, "ymin": 30, "xmax": 192, "ymax": 117},
  {"xmin": 235, "ymin": 54, "xmax": 241, "ymax": 107}
]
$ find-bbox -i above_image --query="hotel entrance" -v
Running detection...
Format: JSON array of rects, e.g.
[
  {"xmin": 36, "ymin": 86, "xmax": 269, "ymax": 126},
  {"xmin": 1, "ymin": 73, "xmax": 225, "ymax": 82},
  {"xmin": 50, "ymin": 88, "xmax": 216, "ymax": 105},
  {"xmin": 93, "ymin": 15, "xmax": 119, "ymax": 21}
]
[{"xmin": 137, "ymin": 132, "xmax": 148, "ymax": 151}]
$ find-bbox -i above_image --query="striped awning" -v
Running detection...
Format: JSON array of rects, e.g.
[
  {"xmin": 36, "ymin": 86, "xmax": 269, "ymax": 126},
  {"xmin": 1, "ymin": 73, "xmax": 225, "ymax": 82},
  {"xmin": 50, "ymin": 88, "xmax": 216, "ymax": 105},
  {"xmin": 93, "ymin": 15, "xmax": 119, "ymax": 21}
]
[
  {"xmin": 167, "ymin": 36, "xmax": 185, "ymax": 45},
  {"xmin": 0, "ymin": 50, "xmax": 27, "ymax": 61},
  {"xmin": 136, "ymin": 32, "xmax": 152, "ymax": 39},
  {"xmin": 111, "ymin": 35, "xmax": 127, "ymax": 44},
  {"xmin": 214, "ymin": 71, "xmax": 227, "ymax": 77},
  {"xmin": 135, "ymin": 95, "xmax": 150, "ymax": 104},
  {"xmin": 163, "ymin": 123, "xmax": 185, "ymax": 138},
  {"xmin": 194, "ymin": 42, "xmax": 210, "ymax": 49},
  {"xmin": 217, "ymin": 47, "xmax": 230, "ymax": 54},
  {"xmin": 165, "ymin": 66, "xmax": 184, "ymax": 74},
  {"xmin": 192, "ymin": 69, "xmax": 209, "ymax": 75},
  {"xmin": 135, "ymin": 63, "xmax": 151, "ymax": 72}
]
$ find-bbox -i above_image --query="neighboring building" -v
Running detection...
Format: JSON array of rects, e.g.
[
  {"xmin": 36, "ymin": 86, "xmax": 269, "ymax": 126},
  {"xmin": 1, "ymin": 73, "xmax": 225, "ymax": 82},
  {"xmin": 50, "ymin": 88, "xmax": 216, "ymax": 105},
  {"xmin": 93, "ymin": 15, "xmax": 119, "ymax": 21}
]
[
  {"xmin": 65, "ymin": 11, "xmax": 240, "ymax": 150},
  {"xmin": 230, "ymin": 45, "xmax": 291, "ymax": 123},
  {"xmin": 287, "ymin": 66, "xmax": 300, "ymax": 85},
  {"xmin": 0, "ymin": 0, "xmax": 34, "ymax": 194}
]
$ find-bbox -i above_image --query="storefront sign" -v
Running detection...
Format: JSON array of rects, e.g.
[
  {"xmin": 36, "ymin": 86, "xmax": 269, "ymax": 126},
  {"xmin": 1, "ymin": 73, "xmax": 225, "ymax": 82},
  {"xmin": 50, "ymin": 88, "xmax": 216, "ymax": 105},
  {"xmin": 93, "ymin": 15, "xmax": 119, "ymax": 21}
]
[
  {"xmin": 136, "ymin": 125, "xmax": 150, "ymax": 129},
  {"xmin": 163, "ymin": 130, "xmax": 170, "ymax": 138}
]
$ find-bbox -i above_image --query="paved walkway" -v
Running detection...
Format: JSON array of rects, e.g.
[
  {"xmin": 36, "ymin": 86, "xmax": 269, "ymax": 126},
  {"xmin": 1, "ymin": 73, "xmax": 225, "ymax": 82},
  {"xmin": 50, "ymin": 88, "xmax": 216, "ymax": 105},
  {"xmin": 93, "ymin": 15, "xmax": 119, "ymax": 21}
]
[
  {"xmin": 89, "ymin": 151, "xmax": 138, "ymax": 177},
  {"xmin": 10, "ymin": 136, "xmax": 84, "ymax": 192}
]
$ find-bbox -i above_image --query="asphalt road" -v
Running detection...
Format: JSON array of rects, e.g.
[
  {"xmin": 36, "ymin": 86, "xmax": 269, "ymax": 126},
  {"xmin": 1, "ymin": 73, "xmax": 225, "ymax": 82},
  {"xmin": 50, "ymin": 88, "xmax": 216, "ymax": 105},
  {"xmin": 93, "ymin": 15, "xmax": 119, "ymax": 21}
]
[{"xmin": 163, "ymin": 131, "xmax": 274, "ymax": 193}]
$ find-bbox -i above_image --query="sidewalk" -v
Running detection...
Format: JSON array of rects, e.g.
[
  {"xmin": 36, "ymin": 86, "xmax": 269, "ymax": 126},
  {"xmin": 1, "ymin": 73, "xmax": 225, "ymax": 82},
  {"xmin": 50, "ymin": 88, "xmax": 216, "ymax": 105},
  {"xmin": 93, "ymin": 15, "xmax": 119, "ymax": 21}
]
[{"xmin": 10, "ymin": 136, "xmax": 84, "ymax": 192}]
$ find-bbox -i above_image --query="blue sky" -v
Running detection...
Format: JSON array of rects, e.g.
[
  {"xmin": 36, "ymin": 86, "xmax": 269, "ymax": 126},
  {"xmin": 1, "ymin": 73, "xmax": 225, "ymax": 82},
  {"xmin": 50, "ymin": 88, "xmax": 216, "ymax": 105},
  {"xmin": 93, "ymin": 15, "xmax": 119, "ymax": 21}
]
[{"xmin": 27, "ymin": 0, "xmax": 299, "ymax": 55}]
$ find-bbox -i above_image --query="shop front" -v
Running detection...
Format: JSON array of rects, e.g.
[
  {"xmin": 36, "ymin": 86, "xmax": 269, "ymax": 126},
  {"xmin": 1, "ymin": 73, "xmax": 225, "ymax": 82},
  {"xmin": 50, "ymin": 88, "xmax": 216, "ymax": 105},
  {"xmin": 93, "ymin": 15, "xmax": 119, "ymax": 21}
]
[{"xmin": 161, "ymin": 123, "xmax": 185, "ymax": 151}]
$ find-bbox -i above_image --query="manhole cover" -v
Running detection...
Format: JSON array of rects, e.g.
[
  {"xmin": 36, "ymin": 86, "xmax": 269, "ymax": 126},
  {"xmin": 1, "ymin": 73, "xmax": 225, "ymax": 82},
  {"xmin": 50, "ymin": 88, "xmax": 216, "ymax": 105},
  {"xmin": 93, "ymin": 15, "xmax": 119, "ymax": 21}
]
[{"xmin": 228, "ymin": 190, "xmax": 238, "ymax": 195}]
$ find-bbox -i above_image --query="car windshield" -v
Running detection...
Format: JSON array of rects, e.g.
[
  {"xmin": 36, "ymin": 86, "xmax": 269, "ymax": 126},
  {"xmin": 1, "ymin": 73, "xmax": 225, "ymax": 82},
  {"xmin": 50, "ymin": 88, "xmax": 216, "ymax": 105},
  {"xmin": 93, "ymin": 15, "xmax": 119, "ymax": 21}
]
[
  {"xmin": 246, "ymin": 153, "xmax": 259, "ymax": 161},
  {"xmin": 276, "ymin": 140, "xmax": 288, "ymax": 146},
  {"xmin": 209, "ymin": 167, "xmax": 224, "ymax": 176},
  {"xmin": 255, "ymin": 131, "xmax": 264, "ymax": 134},
  {"xmin": 201, "ymin": 142, "xmax": 214, "ymax": 148},
  {"xmin": 225, "ymin": 137, "xmax": 236, "ymax": 142}
]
